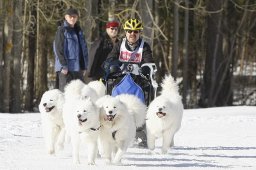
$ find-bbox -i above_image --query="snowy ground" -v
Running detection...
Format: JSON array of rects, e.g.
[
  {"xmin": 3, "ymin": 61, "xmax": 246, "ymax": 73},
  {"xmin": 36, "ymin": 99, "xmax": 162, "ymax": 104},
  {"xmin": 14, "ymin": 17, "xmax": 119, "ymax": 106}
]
[{"xmin": 0, "ymin": 106, "xmax": 255, "ymax": 170}]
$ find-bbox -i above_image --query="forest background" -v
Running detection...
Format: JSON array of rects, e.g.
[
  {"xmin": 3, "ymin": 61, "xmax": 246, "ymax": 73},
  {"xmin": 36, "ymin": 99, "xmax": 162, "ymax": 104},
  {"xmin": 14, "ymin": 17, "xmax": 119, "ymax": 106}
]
[{"xmin": 0, "ymin": 0, "xmax": 255, "ymax": 113}]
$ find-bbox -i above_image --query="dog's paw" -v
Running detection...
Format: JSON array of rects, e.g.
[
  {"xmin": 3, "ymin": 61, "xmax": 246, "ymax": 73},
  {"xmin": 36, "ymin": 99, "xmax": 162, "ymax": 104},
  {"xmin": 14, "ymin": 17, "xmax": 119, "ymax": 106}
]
[
  {"xmin": 103, "ymin": 158, "xmax": 111, "ymax": 165},
  {"xmin": 112, "ymin": 161, "xmax": 122, "ymax": 166},
  {"xmin": 47, "ymin": 149, "xmax": 55, "ymax": 155},
  {"xmin": 56, "ymin": 144, "xmax": 64, "ymax": 151},
  {"xmin": 87, "ymin": 161, "xmax": 95, "ymax": 165},
  {"xmin": 147, "ymin": 150, "xmax": 158, "ymax": 155},
  {"xmin": 73, "ymin": 159, "xmax": 80, "ymax": 164},
  {"xmin": 161, "ymin": 149, "xmax": 168, "ymax": 155}
]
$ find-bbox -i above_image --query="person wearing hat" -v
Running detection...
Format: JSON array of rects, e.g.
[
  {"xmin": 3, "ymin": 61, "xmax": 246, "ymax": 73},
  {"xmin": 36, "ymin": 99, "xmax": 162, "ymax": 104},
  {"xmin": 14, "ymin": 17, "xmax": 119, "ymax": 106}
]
[
  {"xmin": 88, "ymin": 20, "xmax": 120, "ymax": 80},
  {"xmin": 105, "ymin": 18, "xmax": 154, "ymax": 67},
  {"xmin": 53, "ymin": 8, "xmax": 88, "ymax": 91},
  {"xmin": 103, "ymin": 18, "xmax": 155, "ymax": 147}
]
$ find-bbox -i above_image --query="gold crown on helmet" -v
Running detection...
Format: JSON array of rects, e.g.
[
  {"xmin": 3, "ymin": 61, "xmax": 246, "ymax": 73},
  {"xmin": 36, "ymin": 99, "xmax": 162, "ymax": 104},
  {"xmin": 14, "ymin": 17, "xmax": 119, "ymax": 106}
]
[{"xmin": 123, "ymin": 19, "xmax": 143, "ymax": 30}]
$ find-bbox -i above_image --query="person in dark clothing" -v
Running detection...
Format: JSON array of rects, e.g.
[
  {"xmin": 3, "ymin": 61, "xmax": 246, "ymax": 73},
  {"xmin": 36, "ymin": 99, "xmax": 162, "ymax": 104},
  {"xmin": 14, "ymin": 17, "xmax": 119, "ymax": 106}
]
[
  {"xmin": 104, "ymin": 18, "xmax": 155, "ymax": 92},
  {"xmin": 53, "ymin": 8, "xmax": 88, "ymax": 92},
  {"xmin": 104, "ymin": 18, "xmax": 156, "ymax": 148},
  {"xmin": 88, "ymin": 21, "xmax": 120, "ymax": 80},
  {"xmin": 105, "ymin": 18, "xmax": 154, "ymax": 68}
]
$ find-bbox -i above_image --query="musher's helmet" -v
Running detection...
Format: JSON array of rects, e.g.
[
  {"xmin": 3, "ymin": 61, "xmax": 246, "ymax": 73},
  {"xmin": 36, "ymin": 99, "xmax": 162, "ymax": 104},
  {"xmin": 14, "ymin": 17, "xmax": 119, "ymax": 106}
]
[{"xmin": 123, "ymin": 18, "xmax": 143, "ymax": 31}]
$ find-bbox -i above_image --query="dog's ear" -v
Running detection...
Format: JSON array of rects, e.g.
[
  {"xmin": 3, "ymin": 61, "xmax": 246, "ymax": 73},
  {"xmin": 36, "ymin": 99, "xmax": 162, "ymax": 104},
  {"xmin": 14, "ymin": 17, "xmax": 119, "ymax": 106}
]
[
  {"xmin": 95, "ymin": 95, "xmax": 112, "ymax": 108},
  {"xmin": 86, "ymin": 96, "xmax": 92, "ymax": 101},
  {"xmin": 80, "ymin": 95, "xmax": 87, "ymax": 100},
  {"xmin": 99, "ymin": 106, "xmax": 105, "ymax": 114}
]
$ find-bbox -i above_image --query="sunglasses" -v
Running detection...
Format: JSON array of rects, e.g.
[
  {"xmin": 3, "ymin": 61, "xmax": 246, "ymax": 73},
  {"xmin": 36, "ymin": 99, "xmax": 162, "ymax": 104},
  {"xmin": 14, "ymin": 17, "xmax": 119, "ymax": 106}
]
[
  {"xmin": 126, "ymin": 30, "xmax": 139, "ymax": 34},
  {"xmin": 110, "ymin": 27, "xmax": 118, "ymax": 31}
]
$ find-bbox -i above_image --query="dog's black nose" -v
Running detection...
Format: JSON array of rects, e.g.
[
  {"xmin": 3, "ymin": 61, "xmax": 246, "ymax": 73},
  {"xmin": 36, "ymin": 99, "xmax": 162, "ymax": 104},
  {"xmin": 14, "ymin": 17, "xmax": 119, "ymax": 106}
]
[
  {"xmin": 43, "ymin": 103, "xmax": 47, "ymax": 106},
  {"xmin": 108, "ymin": 111, "xmax": 113, "ymax": 115},
  {"xmin": 77, "ymin": 114, "xmax": 81, "ymax": 118},
  {"xmin": 158, "ymin": 108, "xmax": 162, "ymax": 112}
]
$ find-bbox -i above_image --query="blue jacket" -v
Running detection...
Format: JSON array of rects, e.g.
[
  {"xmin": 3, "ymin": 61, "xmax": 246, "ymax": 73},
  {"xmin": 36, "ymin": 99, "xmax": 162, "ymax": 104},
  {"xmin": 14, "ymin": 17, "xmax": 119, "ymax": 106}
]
[{"xmin": 54, "ymin": 21, "xmax": 88, "ymax": 72}]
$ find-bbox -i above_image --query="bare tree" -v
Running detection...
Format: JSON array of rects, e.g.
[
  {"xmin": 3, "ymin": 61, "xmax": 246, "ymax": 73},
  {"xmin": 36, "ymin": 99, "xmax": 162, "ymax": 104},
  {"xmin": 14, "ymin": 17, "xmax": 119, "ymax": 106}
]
[
  {"xmin": 36, "ymin": 24, "xmax": 48, "ymax": 103},
  {"xmin": 182, "ymin": 0, "xmax": 189, "ymax": 108},
  {"xmin": 0, "ymin": 0, "xmax": 4, "ymax": 111},
  {"xmin": 139, "ymin": 0, "xmax": 153, "ymax": 45},
  {"xmin": 2, "ymin": 0, "xmax": 13, "ymax": 112},
  {"xmin": 0, "ymin": 0, "xmax": 255, "ymax": 112},
  {"xmin": 84, "ymin": 0, "xmax": 99, "ymax": 83},
  {"xmin": 24, "ymin": 1, "xmax": 37, "ymax": 111},
  {"xmin": 172, "ymin": 0, "xmax": 179, "ymax": 79},
  {"xmin": 200, "ymin": 0, "xmax": 232, "ymax": 107},
  {"xmin": 11, "ymin": 0, "xmax": 23, "ymax": 112}
]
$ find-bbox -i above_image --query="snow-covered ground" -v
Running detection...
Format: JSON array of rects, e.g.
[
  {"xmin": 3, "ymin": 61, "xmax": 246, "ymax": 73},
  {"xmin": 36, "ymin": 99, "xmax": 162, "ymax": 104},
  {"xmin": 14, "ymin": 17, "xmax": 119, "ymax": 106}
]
[{"xmin": 0, "ymin": 106, "xmax": 255, "ymax": 170}]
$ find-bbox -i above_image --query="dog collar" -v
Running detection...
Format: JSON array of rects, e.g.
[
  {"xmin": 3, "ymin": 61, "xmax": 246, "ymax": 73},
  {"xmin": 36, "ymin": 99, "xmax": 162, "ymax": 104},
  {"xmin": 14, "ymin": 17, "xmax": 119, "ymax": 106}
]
[
  {"xmin": 90, "ymin": 125, "xmax": 101, "ymax": 131},
  {"xmin": 78, "ymin": 125, "xmax": 101, "ymax": 134}
]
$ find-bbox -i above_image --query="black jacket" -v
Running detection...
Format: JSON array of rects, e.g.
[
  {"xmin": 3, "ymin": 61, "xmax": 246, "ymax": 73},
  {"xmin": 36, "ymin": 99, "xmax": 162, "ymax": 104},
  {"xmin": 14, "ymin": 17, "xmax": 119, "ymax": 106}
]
[{"xmin": 89, "ymin": 33, "xmax": 119, "ymax": 79}]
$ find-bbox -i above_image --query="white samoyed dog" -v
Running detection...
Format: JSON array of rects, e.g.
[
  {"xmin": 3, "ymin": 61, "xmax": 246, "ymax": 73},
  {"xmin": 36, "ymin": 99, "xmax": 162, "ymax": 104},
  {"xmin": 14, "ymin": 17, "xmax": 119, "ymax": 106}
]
[
  {"xmin": 64, "ymin": 79, "xmax": 106, "ymax": 103},
  {"xmin": 63, "ymin": 79, "xmax": 105, "ymax": 164},
  {"xmin": 63, "ymin": 98, "xmax": 100, "ymax": 165},
  {"xmin": 146, "ymin": 74, "xmax": 183, "ymax": 154},
  {"xmin": 39, "ymin": 89, "xmax": 65, "ymax": 154},
  {"xmin": 63, "ymin": 79, "xmax": 105, "ymax": 143},
  {"xmin": 96, "ymin": 94, "xmax": 147, "ymax": 164},
  {"xmin": 88, "ymin": 80, "xmax": 106, "ymax": 98}
]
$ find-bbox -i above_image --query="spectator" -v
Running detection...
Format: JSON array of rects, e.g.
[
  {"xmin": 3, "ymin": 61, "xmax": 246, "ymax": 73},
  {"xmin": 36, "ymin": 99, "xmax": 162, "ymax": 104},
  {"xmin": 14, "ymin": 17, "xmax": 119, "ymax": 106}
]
[
  {"xmin": 88, "ymin": 21, "xmax": 120, "ymax": 80},
  {"xmin": 53, "ymin": 8, "xmax": 88, "ymax": 91}
]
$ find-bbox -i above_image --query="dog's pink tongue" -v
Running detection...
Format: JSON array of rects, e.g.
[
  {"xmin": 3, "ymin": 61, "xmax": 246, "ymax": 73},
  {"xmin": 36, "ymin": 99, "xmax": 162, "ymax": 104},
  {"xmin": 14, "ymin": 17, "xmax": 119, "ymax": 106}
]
[
  {"xmin": 105, "ymin": 115, "xmax": 114, "ymax": 121},
  {"xmin": 156, "ymin": 112, "xmax": 166, "ymax": 118}
]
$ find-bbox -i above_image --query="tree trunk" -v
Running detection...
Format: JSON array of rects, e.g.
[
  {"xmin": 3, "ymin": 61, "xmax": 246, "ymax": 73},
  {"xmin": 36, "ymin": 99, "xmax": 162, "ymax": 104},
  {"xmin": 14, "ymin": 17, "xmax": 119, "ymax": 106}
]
[
  {"xmin": 187, "ymin": 0, "xmax": 198, "ymax": 108},
  {"xmin": 200, "ymin": 0, "xmax": 232, "ymax": 107},
  {"xmin": 37, "ymin": 26, "xmax": 48, "ymax": 104},
  {"xmin": 34, "ymin": 0, "xmax": 41, "ymax": 107},
  {"xmin": 3, "ymin": 0, "xmax": 13, "ymax": 113},
  {"xmin": 84, "ymin": 0, "xmax": 99, "ymax": 83},
  {"xmin": 139, "ymin": 0, "xmax": 153, "ymax": 45},
  {"xmin": 0, "ymin": 0, "xmax": 4, "ymax": 111},
  {"xmin": 182, "ymin": 0, "xmax": 189, "ymax": 108},
  {"xmin": 152, "ymin": 1, "xmax": 164, "ymax": 82},
  {"xmin": 11, "ymin": 0, "xmax": 22, "ymax": 112},
  {"xmin": 172, "ymin": 0, "xmax": 179, "ymax": 79},
  {"xmin": 24, "ymin": 3, "xmax": 36, "ymax": 112}
]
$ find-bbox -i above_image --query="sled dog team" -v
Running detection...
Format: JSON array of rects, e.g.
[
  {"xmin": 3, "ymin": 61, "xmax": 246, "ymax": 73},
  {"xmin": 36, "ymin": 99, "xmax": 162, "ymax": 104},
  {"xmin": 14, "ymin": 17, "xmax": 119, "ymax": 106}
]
[{"xmin": 39, "ymin": 74, "xmax": 183, "ymax": 165}]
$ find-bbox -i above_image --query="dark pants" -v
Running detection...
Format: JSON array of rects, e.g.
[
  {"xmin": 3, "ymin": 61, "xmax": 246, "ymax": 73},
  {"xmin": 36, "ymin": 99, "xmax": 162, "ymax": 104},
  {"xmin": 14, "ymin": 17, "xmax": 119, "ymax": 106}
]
[{"xmin": 56, "ymin": 71, "xmax": 84, "ymax": 92}]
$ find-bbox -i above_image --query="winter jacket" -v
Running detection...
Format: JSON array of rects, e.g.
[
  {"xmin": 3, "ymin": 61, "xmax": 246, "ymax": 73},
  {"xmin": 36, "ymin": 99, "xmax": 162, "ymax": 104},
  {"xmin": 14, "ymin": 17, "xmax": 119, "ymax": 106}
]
[
  {"xmin": 54, "ymin": 20, "xmax": 88, "ymax": 72},
  {"xmin": 88, "ymin": 33, "xmax": 119, "ymax": 79},
  {"xmin": 106, "ymin": 37, "xmax": 154, "ymax": 66}
]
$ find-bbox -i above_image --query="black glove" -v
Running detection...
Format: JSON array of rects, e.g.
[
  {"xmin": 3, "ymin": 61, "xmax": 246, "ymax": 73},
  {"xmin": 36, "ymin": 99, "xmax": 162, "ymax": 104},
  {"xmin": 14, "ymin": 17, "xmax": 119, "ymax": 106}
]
[{"xmin": 141, "ymin": 65, "xmax": 150, "ymax": 76}]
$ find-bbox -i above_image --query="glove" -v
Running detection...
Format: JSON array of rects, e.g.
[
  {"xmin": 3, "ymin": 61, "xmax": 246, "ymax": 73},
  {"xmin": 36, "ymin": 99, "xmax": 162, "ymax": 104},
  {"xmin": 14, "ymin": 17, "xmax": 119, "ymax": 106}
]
[
  {"xmin": 103, "ymin": 61, "xmax": 110, "ymax": 71},
  {"xmin": 141, "ymin": 65, "xmax": 150, "ymax": 76}
]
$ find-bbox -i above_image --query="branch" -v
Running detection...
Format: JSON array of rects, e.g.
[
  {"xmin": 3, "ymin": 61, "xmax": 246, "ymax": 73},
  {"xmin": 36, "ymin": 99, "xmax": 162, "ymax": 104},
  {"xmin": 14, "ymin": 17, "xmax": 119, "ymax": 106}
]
[{"xmin": 145, "ymin": 1, "xmax": 168, "ymax": 40}]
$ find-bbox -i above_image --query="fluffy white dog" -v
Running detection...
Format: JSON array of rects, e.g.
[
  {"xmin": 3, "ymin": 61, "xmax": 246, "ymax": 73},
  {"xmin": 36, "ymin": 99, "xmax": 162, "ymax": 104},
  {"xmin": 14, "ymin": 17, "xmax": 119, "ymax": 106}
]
[
  {"xmin": 63, "ymin": 98, "xmax": 100, "ymax": 165},
  {"xmin": 64, "ymin": 79, "xmax": 106, "ymax": 102},
  {"xmin": 39, "ymin": 89, "xmax": 65, "ymax": 154},
  {"xmin": 97, "ymin": 94, "xmax": 147, "ymax": 164},
  {"xmin": 88, "ymin": 80, "xmax": 106, "ymax": 98},
  {"xmin": 146, "ymin": 74, "xmax": 183, "ymax": 154},
  {"xmin": 63, "ymin": 79, "xmax": 105, "ymax": 164}
]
